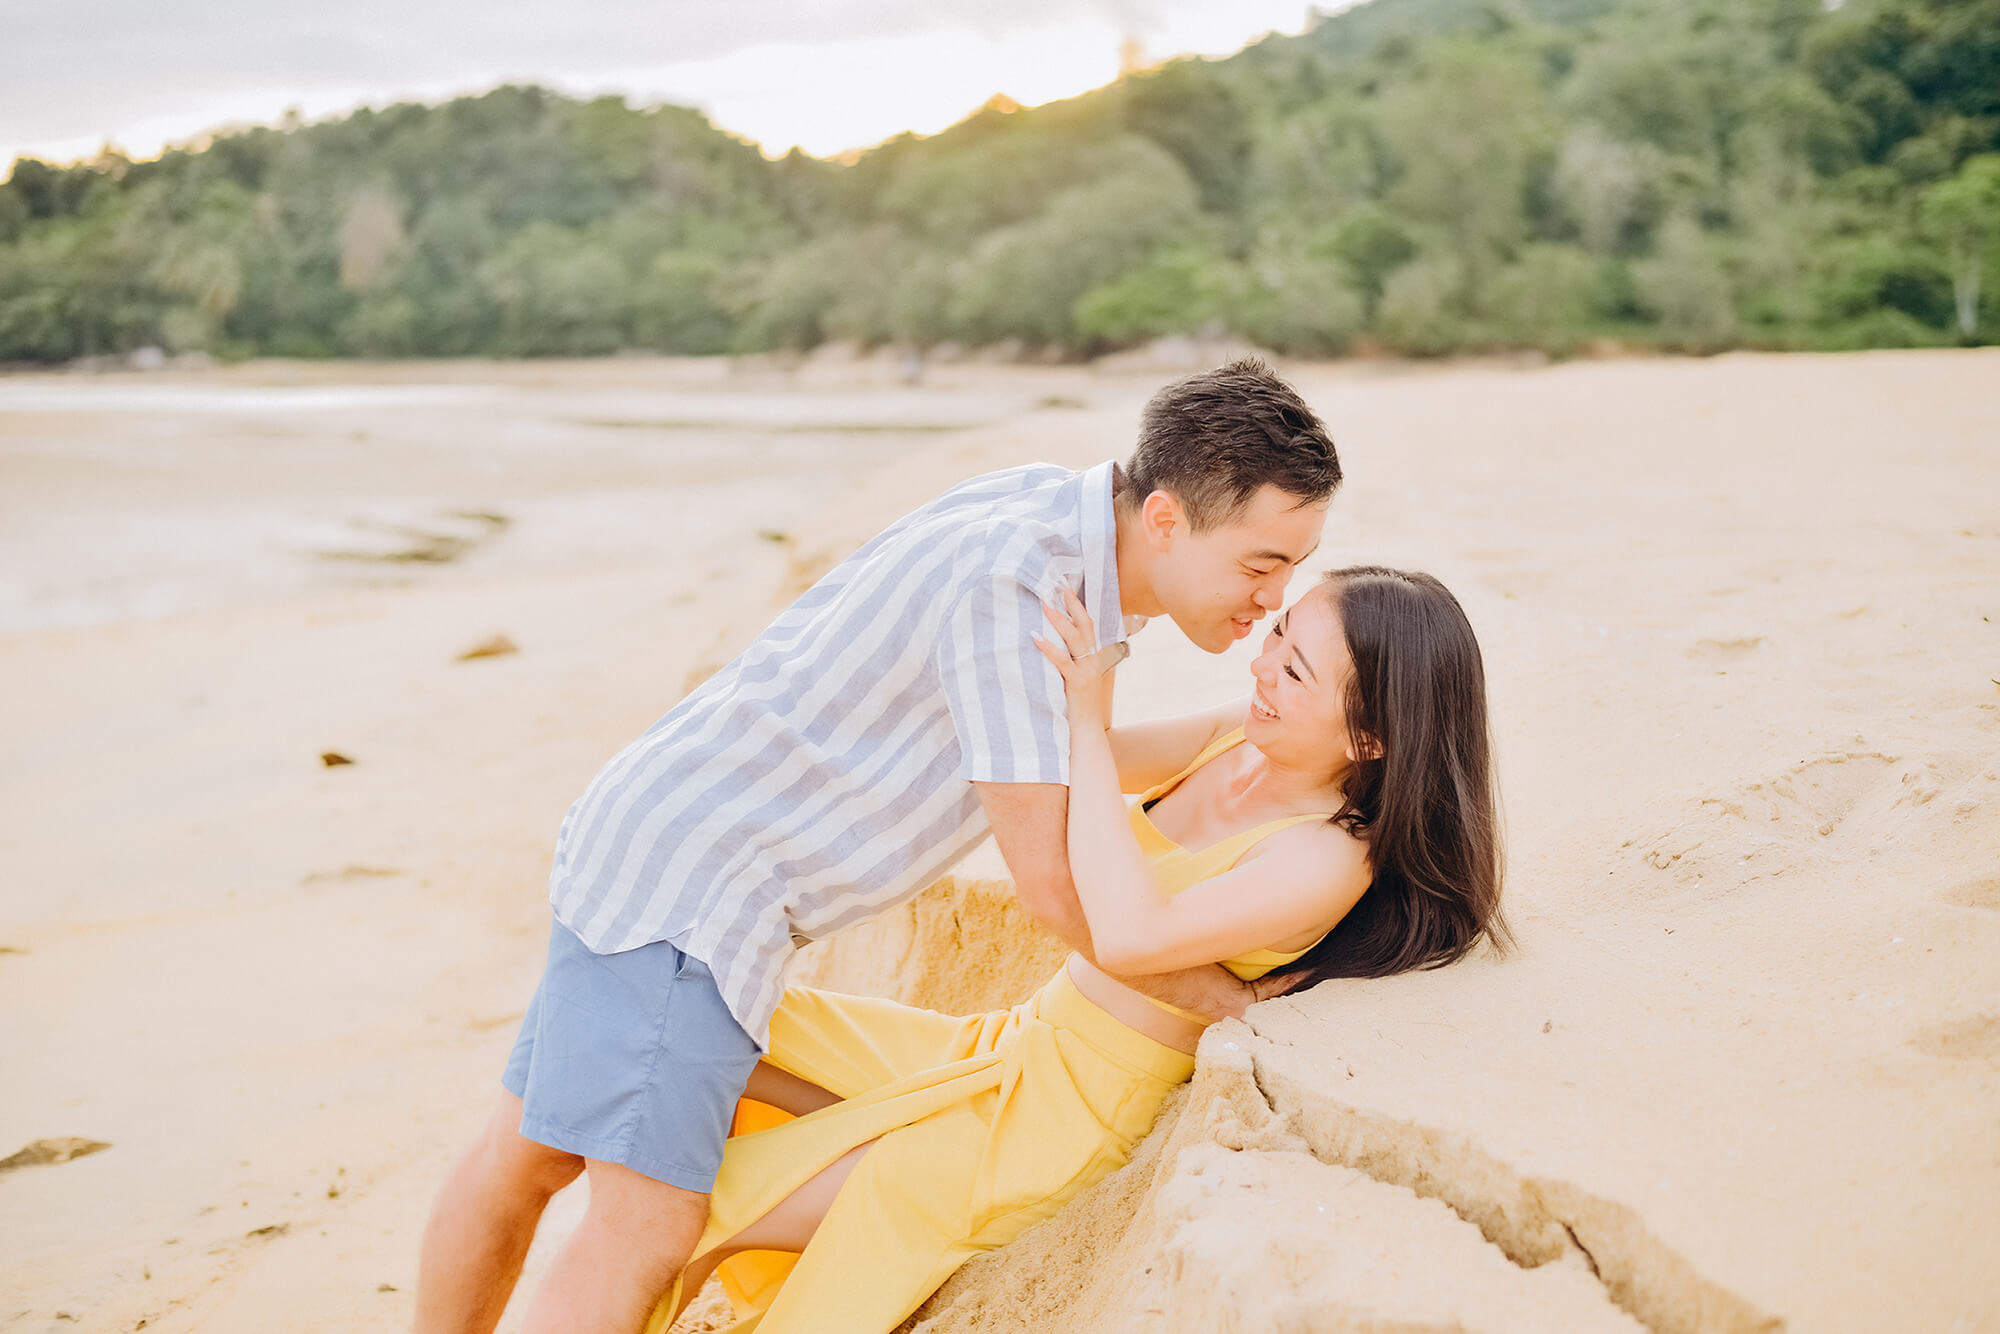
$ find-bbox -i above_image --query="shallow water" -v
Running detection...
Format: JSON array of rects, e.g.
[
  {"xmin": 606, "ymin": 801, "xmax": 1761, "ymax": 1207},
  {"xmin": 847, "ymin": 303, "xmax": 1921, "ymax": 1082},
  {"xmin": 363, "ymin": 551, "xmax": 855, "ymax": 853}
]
[{"xmin": 0, "ymin": 370, "xmax": 1028, "ymax": 632}]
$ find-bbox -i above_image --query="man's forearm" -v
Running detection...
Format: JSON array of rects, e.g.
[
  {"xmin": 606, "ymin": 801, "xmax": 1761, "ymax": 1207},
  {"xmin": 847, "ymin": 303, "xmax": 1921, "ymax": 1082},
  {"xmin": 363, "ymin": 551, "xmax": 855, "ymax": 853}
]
[
  {"xmin": 1020, "ymin": 870, "xmax": 1257, "ymax": 1022},
  {"xmin": 1020, "ymin": 877, "xmax": 1097, "ymax": 955}
]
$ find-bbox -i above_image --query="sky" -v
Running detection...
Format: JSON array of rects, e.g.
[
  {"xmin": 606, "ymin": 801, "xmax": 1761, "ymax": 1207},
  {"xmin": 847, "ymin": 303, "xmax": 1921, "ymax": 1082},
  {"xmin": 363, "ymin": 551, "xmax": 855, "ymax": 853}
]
[{"xmin": 1, "ymin": 2, "xmax": 1327, "ymax": 168}]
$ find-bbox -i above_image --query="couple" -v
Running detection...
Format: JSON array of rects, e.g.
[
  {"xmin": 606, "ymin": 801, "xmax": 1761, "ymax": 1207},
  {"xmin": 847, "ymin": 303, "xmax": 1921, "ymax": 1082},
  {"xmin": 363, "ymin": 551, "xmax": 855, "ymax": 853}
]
[{"xmin": 414, "ymin": 359, "xmax": 1509, "ymax": 1334}]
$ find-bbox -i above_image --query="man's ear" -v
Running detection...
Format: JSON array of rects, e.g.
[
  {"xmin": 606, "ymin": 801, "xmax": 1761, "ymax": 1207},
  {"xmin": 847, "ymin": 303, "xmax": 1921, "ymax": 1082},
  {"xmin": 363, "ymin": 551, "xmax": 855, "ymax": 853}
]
[{"xmin": 1139, "ymin": 490, "xmax": 1183, "ymax": 552}]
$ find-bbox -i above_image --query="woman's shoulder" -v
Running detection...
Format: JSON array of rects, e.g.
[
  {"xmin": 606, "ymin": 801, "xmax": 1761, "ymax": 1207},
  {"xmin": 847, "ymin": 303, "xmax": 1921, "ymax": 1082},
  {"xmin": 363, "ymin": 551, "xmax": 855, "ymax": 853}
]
[{"xmin": 1238, "ymin": 811, "xmax": 1370, "ymax": 887}]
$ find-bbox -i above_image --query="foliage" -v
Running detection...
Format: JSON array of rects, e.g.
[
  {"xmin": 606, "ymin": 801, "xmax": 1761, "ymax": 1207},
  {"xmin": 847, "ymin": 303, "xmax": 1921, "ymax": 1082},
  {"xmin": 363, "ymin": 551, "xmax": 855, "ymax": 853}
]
[
  {"xmin": 1074, "ymin": 247, "xmax": 1234, "ymax": 345},
  {"xmin": 3, "ymin": 0, "xmax": 1995, "ymax": 361},
  {"xmin": 1919, "ymin": 155, "xmax": 2000, "ymax": 338}
]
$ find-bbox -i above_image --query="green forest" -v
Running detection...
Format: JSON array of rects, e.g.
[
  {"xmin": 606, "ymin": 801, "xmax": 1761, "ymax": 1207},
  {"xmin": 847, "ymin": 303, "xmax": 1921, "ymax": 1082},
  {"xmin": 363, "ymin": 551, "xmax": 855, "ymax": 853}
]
[{"xmin": 3, "ymin": 0, "xmax": 1997, "ymax": 363}]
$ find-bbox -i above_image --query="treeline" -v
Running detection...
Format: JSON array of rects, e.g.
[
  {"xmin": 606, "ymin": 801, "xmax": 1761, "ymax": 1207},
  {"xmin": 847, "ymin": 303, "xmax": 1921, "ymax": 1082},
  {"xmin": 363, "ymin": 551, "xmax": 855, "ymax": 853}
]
[{"xmin": 3, "ymin": 0, "xmax": 1998, "ymax": 363}]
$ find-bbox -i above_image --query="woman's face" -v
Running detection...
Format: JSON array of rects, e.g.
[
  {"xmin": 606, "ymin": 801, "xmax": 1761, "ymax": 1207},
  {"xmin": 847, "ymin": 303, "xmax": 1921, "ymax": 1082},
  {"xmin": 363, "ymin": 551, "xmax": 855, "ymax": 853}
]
[{"xmin": 1243, "ymin": 583, "xmax": 1365, "ymax": 771}]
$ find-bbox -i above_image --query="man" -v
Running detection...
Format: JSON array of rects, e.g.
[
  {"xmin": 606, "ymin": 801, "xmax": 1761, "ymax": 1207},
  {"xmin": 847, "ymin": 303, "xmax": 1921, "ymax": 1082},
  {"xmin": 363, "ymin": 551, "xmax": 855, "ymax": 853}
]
[{"xmin": 414, "ymin": 358, "xmax": 1341, "ymax": 1334}]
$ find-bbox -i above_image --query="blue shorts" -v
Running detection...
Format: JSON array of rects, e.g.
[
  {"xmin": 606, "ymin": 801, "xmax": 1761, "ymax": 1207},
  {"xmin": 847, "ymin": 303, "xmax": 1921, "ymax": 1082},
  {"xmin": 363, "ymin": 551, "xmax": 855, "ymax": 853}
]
[{"xmin": 502, "ymin": 917, "xmax": 761, "ymax": 1193}]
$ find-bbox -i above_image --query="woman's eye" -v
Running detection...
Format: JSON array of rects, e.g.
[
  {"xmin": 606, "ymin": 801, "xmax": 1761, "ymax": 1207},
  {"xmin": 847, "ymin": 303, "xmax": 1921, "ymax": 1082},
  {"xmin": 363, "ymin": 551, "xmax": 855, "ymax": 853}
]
[{"xmin": 1284, "ymin": 665, "xmax": 1302, "ymax": 682}]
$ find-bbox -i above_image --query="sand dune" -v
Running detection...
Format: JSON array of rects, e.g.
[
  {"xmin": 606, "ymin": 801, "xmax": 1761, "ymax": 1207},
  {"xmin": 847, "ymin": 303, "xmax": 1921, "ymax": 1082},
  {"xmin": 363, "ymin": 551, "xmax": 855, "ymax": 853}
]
[{"xmin": 2, "ymin": 350, "xmax": 1995, "ymax": 1333}]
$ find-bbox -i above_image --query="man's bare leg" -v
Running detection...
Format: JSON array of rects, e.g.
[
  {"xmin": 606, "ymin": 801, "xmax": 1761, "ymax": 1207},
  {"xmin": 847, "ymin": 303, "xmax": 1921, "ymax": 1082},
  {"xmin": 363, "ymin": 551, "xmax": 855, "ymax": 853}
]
[
  {"xmin": 517, "ymin": 1158, "xmax": 710, "ymax": 1334},
  {"xmin": 417, "ymin": 1065, "xmax": 846, "ymax": 1334},
  {"xmin": 414, "ymin": 1092, "xmax": 585, "ymax": 1334}
]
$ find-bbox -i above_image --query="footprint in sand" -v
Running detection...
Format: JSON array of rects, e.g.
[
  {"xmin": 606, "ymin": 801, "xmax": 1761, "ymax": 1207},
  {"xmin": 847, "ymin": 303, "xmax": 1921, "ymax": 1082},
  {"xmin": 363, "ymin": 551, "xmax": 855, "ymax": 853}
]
[
  {"xmin": 1688, "ymin": 635, "xmax": 1765, "ymax": 665},
  {"xmin": 1643, "ymin": 752, "xmax": 1901, "ymax": 870},
  {"xmin": 1937, "ymin": 877, "xmax": 2000, "ymax": 911},
  {"xmin": 1908, "ymin": 1015, "xmax": 2000, "ymax": 1063}
]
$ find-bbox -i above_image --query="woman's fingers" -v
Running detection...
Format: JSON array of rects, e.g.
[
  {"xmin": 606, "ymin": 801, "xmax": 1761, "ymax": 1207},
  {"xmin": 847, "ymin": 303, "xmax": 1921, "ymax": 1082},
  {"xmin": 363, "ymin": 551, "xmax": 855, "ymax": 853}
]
[
  {"xmin": 1032, "ymin": 633, "xmax": 1091, "ymax": 693},
  {"xmin": 1041, "ymin": 588, "xmax": 1094, "ymax": 654},
  {"xmin": 1062, "ymin": 589, "xmax": 1094, "ymax": 649},
  {"xmin": 1035, "ymin": 587, "xmax": 1104, "ymax": 687}
]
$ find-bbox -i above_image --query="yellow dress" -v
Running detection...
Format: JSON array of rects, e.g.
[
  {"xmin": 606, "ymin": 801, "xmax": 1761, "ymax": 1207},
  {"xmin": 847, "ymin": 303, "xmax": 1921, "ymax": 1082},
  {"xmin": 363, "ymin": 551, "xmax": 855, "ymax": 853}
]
[{"xmin": 646, "ymin": 729, "xmax": 1330, "ymax": 1334}]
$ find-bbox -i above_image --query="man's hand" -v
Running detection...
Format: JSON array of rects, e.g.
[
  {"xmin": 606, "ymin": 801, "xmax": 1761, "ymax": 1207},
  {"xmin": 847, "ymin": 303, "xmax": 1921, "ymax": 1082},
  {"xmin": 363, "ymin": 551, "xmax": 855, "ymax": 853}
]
[
  {"xmin": 1117, "ymin": 962, "xmax": 1259, "ymax": 1024},
  {"xmin": 1121, "ymin": 961, "xmax": 1308, "ymax": 1024}
]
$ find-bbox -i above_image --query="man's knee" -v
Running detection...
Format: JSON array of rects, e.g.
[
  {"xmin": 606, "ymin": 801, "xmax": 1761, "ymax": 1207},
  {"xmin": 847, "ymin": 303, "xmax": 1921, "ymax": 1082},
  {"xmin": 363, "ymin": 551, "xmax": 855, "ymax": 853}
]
[
  {"xmin": 578, "ymin": 1159, "xmax": 709, "ymax": 1257},
  {"xmin": 478, "ymin": 1096, "xmax": 585, "ymax": 1198}
]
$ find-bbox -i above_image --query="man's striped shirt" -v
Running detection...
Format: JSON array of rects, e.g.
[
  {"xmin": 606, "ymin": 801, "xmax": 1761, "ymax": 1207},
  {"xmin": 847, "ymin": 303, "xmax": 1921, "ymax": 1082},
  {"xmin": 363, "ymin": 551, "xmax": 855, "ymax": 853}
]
[{"xmin": 549, "ymin": 461, "xmax": 1126, "ymax": 1048}]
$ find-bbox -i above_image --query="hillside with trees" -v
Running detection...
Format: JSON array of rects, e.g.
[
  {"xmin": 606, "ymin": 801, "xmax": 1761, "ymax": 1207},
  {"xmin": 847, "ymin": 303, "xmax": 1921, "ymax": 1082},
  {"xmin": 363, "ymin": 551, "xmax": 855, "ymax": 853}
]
[{"xmin": 2, "ymin": 0, "xmax": 1996, "ymax": 362}]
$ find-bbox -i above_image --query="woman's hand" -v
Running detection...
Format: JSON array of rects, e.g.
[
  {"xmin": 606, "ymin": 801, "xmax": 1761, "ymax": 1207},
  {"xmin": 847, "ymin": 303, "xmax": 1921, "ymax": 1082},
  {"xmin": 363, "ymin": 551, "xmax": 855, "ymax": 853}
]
[{"xmin": 1033, "ymin": 587, "xmax": 1114, "ymax": 730}]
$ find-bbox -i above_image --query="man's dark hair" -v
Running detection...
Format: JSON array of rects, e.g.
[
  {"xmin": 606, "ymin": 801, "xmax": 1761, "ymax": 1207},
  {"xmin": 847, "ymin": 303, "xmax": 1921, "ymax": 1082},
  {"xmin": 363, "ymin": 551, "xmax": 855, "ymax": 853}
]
[{"xmin": 1122, "ymin": 357, "xmax": 1341, "ymax": 532}]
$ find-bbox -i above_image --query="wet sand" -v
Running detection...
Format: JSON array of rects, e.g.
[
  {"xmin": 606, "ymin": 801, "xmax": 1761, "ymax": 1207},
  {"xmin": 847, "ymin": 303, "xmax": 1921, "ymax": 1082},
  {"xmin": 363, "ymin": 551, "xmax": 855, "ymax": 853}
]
[{"xmin": 1, "ymin": 349, "xmax": 1996, "ymax": 1333}]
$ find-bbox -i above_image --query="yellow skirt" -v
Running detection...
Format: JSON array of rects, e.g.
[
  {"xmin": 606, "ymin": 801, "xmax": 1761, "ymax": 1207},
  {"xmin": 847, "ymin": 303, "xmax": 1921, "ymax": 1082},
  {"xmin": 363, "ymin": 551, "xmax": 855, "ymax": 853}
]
[{"xmin": 646, "ymin": 963, "xmax": 1195, "ymax": 1334}]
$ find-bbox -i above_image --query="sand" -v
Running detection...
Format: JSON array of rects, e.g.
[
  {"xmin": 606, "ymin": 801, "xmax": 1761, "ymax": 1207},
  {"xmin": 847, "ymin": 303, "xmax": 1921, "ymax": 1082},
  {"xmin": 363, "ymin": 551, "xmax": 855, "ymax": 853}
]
[{"xmin": 1, "ymin": 348, "xmax": 1995, "ymax": 1334}]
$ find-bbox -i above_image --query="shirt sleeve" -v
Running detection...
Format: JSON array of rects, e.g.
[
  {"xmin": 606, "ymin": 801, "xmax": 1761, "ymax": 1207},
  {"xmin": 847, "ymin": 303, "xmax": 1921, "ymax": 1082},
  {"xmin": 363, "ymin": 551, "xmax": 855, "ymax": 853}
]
[{"xmin": 934, "ymin": 574, "xmax": 1070, "ymax": 785}]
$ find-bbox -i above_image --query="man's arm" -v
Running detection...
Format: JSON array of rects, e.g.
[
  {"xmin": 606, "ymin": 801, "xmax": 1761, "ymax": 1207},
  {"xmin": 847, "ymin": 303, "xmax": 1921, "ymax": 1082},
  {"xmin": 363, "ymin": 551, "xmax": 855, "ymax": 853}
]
[{"xmin": 973, "ymin": 781, "xmax": 1260, "ymax": 1022}]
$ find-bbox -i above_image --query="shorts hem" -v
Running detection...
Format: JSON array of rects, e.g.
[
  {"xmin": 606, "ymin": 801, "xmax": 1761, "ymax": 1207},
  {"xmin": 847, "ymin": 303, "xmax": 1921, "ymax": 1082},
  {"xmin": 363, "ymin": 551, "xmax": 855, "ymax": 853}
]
[{"xmin": 515, "ymin": 1114, "xmax": 719, "ymax": 1194}]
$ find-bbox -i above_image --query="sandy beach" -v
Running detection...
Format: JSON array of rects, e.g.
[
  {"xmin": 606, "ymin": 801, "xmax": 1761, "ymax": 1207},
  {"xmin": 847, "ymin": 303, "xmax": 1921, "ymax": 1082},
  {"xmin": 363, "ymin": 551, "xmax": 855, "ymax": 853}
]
[{"xmin": 2, "ymin": 348, "xmax": 1996, "ymax": 1334}]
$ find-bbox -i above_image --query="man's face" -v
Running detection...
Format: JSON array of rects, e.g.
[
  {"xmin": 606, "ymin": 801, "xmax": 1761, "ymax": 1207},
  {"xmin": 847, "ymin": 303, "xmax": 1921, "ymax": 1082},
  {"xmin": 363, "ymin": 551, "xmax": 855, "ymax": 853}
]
[{"xmin": 1151, "ymin": 485, "xmax": 1328, "ymax": 653}]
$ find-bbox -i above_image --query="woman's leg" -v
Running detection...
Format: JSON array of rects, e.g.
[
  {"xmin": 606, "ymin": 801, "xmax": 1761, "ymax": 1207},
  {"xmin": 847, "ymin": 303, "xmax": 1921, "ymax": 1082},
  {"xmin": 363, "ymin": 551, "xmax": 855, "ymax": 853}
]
[
  {"xmin": 743, "ymin": 1060, "xmax": 843, "ymax": 1116},
  {"xmin": 661, "ymin": 1142, "xmax": 873, "ymax": 1326}
]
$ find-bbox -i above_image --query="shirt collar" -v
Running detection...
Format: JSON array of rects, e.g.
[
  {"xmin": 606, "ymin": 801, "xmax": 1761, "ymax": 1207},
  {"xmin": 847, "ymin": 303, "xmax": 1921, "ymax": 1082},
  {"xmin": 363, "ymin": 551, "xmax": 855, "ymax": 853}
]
[{"xmin": 1078, "ymin": 461, "xmax": 1124, "ymax": 652}]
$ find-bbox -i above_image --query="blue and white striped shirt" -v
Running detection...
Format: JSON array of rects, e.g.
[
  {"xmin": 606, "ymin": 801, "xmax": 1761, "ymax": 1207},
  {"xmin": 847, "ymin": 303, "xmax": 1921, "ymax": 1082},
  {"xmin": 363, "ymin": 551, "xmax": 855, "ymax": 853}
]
[{"xmin": 550, "ymin": 461, "xmax": 1126, "ymax": 1047}]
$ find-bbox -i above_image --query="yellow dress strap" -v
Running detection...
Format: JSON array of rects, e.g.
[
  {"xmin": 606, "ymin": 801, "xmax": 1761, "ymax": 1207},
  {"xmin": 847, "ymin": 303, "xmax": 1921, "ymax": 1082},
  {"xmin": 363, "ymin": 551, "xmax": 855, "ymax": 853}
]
[
  {"xmin": 1135, "ymin": 726, "xmax": 1248, "ymax": 807},
  {"xmin": 1170, "ymin": 810, "xmax": 1327, "ymax": 881}
]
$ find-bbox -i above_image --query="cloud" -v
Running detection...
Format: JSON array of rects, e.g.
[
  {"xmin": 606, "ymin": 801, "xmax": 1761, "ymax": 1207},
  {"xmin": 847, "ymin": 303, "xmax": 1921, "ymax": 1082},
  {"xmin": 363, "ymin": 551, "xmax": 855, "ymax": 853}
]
[{"xmin": 1, "ymin": 0, "xmax": 1316, "ymax": 163}]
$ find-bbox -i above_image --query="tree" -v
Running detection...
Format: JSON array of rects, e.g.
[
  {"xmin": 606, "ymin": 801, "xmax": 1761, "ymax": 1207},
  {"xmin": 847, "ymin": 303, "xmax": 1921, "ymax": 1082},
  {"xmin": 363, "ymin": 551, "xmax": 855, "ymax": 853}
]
[
  {"xmin": 948, "ymin": 138, "xmax": 1201, "ymax": 345},
  {"xmin": 1920, "ymin": 154, "xmax": 2000, "ymax": 338},
  {"xmin": 337, "ymin": 184, "xmax": 406, "ymax": 290},
  {"xmin": 1813, "ymin": 236, "xmax": 1956, "ymax": 332},
  {"xmin": 1374, "ymin": 43, "xmax": 1549, "ymax": 293},
  {"xmin": 1325, "ymin": 209, "xmax": 1416, "ymax": 313},
  {"xmin": 1120, "ymin": 60, "xmax": 1254, "ymax": 212},
  {"xmin": 1480, "ymin": 244, "xmax": 1604, "ymax": 351},
  {"xmin": 479, "ymin": 221, "xmax": 633, "ymax": 355},
  {"xmin": 1, "ymin": 2, "xmax": 1988, "ymax": 362},
  {"xmin": 631, "ymin": 249, "xmax": 733, "ymax": 353},
  {"xmin": 1227, "ymin": 244, "xmax": 1366, "ymax": 356},
  {"xmin": 1633, "ymin": 214, "xmax": 1737, "ymax": 351},
  {"xmin": 1073, "ymin": 247, "xmax": 1233, "ymax": 346},
  {"xmin": 1554, "ymin": 126, "xmax": 1664, "ymax": 254},
  {"xmin": 1376, "ymin": 256, "xmax": 1466, "ymax": 356}
]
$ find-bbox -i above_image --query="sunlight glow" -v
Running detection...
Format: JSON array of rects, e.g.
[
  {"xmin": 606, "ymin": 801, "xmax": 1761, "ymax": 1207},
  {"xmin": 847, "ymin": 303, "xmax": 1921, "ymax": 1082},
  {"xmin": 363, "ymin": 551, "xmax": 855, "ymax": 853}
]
[
  {"xmin": 9, "ymin": 4, "xmax": 1319, "ymax": 166},
  {"xmin": 618, "ymin": 5, "xmax": 1318, "ymax": 157}
]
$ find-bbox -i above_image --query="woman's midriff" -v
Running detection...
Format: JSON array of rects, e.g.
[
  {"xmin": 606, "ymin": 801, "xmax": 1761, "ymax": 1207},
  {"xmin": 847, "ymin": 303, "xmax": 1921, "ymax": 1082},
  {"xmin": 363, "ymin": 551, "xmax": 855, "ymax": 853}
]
[{"xmin": 1063, "ymin": 955, "xmax": 1209, "ymax": 1055}]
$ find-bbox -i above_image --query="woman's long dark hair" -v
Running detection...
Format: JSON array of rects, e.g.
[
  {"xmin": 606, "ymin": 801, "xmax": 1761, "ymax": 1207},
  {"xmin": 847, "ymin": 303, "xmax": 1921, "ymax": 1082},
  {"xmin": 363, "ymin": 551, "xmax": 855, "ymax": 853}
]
[{"xmin": 1264, "ymin": 566, "xmax": 1510, "ymax": 991}]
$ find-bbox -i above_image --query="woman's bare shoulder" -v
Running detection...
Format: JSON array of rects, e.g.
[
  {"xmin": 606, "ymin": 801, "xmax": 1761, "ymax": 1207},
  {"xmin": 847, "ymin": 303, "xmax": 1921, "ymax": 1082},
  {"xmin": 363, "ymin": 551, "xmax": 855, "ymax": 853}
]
[{"xmin": 1239, "ymin": 814, "xmax": 1370, "ymax": 888}]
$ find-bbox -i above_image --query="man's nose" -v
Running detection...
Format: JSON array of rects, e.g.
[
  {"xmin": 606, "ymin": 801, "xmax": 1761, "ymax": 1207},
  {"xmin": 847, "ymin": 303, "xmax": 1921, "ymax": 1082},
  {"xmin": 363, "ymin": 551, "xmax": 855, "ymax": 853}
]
[{"xmin": 1252, "ymin": 580, "xmax": 1284, "ymax": 610}]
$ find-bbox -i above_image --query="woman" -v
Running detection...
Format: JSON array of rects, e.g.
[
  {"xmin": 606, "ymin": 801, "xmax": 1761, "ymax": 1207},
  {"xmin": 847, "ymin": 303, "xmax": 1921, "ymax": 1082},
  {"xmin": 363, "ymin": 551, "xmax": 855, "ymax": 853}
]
[{"xmin": 645, "ymin": 565, "xmax": 1509, "ymax": 1334}]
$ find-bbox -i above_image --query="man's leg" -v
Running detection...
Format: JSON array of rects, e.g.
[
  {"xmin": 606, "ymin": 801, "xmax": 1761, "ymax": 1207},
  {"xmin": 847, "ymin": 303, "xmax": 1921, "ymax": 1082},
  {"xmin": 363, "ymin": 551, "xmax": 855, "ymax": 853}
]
[
  {"xmin": 413, "ymin": 1092, "xmax": 585, "ymax": 1334},
  {"xmin": 518, "ymin": 1158, "xmax": 710, "ymax": 1334},
  {"xmin": 427, "ymin": 919, "xmax": 758, "ymax": 1331}
]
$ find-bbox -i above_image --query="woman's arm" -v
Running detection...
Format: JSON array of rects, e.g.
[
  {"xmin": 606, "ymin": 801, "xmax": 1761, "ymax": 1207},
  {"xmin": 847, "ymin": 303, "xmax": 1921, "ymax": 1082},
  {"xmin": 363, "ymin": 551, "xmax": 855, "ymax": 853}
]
[
  {"xmin": 1036, "ymin": 590, "xmax": 1368, "ymax": 976},
  {"xmin": 1104, "ymin": 697, "xmax": 1248, "ymax": 793}
]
